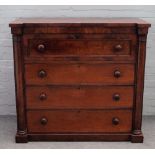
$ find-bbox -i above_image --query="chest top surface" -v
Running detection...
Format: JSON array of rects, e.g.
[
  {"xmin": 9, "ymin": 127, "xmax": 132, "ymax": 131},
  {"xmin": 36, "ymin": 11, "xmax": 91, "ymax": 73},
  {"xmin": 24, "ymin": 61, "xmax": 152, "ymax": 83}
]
[{"xmin": 9, "ymin": 17, "xmax": 151, "ymax": 27}]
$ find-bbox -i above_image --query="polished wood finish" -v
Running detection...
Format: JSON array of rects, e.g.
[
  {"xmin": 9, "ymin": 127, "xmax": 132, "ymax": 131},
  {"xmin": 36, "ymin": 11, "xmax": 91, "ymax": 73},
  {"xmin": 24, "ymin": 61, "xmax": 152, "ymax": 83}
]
[
  {"xmin": 27, "ymin": 110, "xmax": 132, "ymax": 133},
  {"xmin": 26, "ymin": 86, "xmax": 134, "ymax": 109},
  {"xmin": 25, "ymin": 63, "xmax": 135, "ymax": 85},
  {"xmin": 23, "ymin": 33, "xmax": 136, "ymax": 62},
  {"xmin": 29, "ymin": 39, "xmax": 131, "ymax": 56},
  {"xmin": 9, "ymin": 18, "xmax": 150, "ymax": 143}
]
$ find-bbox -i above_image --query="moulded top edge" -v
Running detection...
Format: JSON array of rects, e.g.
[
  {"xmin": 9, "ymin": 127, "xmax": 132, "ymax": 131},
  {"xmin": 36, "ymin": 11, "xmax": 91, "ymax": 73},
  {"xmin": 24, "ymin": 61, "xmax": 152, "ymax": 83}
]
[{"xmin": 9, "ymin": 17, "xmax": 151, "ymax": 27}]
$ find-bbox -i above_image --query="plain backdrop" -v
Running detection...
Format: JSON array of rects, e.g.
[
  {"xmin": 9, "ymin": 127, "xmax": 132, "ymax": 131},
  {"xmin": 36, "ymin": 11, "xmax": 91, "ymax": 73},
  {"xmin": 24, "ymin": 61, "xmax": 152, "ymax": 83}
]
[{"xmin": 0, "ymin": 5, "xmax": 154, "ymax": 115}]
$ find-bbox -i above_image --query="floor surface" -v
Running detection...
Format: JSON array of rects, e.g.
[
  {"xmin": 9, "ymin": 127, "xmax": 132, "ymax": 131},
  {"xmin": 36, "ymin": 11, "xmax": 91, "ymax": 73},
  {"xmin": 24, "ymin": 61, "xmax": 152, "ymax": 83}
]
[{"xmin": 0, "ymin": 116, "xmax": 155, "ymax": 149}]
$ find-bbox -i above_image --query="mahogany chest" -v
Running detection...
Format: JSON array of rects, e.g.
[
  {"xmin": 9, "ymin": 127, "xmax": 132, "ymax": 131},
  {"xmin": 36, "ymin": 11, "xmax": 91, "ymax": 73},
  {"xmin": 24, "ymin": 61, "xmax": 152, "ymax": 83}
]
[{"xmin": 9, "ymin": 18, "xmax": 150, "ymax": 143}]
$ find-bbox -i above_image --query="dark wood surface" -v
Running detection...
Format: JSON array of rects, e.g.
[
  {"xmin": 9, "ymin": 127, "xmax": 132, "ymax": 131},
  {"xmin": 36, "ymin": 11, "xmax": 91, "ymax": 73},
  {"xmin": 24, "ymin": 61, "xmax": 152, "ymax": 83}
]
[
  {"xmin": 9, "ymin": 18, "xmax": 150, "ymax": 143},
  {"xmin": 23, "ymin": 33, "xmax": 136, "ymax": 62},
  {"xmin": 9, "ymin": 18, "xmax": 151, "ymax": 26},
  {"xmin": 25, "ymin": 63, "xmax": 134, "ymax": 85},
  {"xmin": 27, "ymin": 109, "xmax": 132, "ymax": 133},
  {"xmin": 29, "ymin": 39, "xmax": 131, "ymax": 56},
  {"xmin": 26, "ymin": 86, "xmax": 133, "ymax": 109}
]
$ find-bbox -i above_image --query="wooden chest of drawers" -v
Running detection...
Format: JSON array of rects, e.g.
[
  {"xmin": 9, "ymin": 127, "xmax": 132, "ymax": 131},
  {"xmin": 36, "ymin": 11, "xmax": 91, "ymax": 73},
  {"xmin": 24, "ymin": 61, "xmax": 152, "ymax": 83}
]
[{"xmin": 9, "ymin": 18, "xmax": 150, "ymax": 143}]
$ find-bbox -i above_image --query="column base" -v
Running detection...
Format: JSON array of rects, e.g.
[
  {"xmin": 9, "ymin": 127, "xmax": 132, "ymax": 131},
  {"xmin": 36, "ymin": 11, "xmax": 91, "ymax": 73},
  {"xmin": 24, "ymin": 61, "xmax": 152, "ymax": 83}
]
[
  {"xmin": 131, "ymin": 130, "xmax": 144, "ymax": 143},
  {"xmin": 15, "ymin": 131, "xmax": 28, "ymax": 143}
]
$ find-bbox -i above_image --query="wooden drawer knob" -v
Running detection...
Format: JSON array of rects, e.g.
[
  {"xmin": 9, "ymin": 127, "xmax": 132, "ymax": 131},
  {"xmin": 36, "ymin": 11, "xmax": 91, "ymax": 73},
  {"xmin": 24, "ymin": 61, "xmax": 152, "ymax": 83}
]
[
  {"xmin": 37, "ymin": 44, "xmax": 45, "ymax": 52},
  {"xmin": 39, "ymin": 93, "xmax": 47, "ymax": 101},
  {"xmin": 112, "ymin": 117, "xmax": 119, "ymax": 125},
  {"xmin": 40, "ymin": 117, "xmax": 48, "ymax": 125},
  {"xmin": 70, "ymin": 34, "xmax": 80, "ymax": 39},
  {"xmin": 114, "ymin": 44, "xmax": 122, "ymax": 51},
  {"xmin": 114, "ymin": 70, "xmax": 121, "ymax": 78},
  {"xmin": 38, "ymin": 70, "xmax": 47, "ymax": 78},
  {"xmin": 113, "ymin": 93, "xmax": 120, "ymax": 101}
]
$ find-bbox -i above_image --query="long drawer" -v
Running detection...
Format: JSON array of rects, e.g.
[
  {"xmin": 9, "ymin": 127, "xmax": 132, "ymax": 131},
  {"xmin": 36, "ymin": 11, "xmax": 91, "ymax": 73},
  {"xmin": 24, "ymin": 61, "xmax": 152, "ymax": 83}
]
[
  {"xmin": 25, "ymin": 63, "xmax": 135, "ymax": 85},
  {"xmin": 26, "ymin": 86, "xmax": 134, "ymax": 109},
  {"xmin": 22, "ymin": 33, "xmax": 137, "ymax": 60},
  {"xmin": 27, "ymin": 38, "xmax": 131, "ymax": 56},
  {"xmin": 27, "ymin": 109, "xmax": 132, "ymax": 133}
]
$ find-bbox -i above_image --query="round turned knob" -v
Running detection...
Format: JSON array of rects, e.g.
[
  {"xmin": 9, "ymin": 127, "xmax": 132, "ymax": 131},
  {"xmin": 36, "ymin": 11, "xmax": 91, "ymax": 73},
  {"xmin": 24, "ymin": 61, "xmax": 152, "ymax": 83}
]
[
  {"xmin": 112, "ymin": 117, "xmax": 119, "ymax": 125},
  {"xmin": 39, "ymin": 93, "xmax": 47, "ymax": 101},
  {"xmin": 70, "ymin": 34, "xmax": 80, "ymax": 39},
  {"xmin": 37, "ymin": 44, "xmax": 45, "ymax": 52},
  {"xmin": 113, "ymin": 93, "xmax": 120, "ymax": 101},
  {"xmin": 38, "ymin": 70, "xmax": 47, "ymax": 78},
  {"xmin": 40, "ymin": 117, "xmax": 48, "ymax": 125},
  {"xmin": 114, "ymin": 70, "xmax": 121, "ymax": 78},
  {"xmin": 114, "ymin": 44, "xmax": 122, "ymax": 51}
]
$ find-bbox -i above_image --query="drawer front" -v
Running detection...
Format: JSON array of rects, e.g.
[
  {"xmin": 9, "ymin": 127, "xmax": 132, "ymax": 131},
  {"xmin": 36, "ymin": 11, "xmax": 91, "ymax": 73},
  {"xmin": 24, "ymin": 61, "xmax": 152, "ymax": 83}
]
[
  {"xmin": 27, "ymin": 38, "xmax": 131, "ymax": 57},
  {"xmin": 26, "ymin": 86, "xmax": 134, "ymax": 109},
  {"xmin": 25, "ymin": 63, "xmax": 135, "ymax": 85},
  {"xmin": 27, "ymin": 110, "xmax": 132, "ymax": 133}
]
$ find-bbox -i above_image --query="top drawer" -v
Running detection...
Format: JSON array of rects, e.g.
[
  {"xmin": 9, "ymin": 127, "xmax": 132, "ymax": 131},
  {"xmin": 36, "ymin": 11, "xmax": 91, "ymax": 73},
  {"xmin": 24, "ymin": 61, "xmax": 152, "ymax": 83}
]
[{"xmin": 23, "ymin": 34, "xmax": 136, "ymax": 61}]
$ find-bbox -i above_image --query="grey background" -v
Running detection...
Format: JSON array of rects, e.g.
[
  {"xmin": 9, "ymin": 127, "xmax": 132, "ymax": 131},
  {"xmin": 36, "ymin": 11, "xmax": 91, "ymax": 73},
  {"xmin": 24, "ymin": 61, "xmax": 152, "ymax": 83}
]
[{"xmin": 0, "ymin": 5, "xmax": 155, "ymax": 115}]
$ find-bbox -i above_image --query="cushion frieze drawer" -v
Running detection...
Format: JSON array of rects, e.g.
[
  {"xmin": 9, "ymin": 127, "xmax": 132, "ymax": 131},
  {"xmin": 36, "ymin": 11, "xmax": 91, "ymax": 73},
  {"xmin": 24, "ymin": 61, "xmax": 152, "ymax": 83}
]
[
  {"xmin": 25, "ymin": 63, "xmax": 135, "ymax": 85},
  {"xmin": 22, "ymin": 33, "xmax": 137, "ymax": 61},
  {"xmin": 26, "ymin": 38, "xmax": 132, "ymax": 57},
  {"xmin": 26, "ymin": 86, "xmax": 134, "ymax": 109},
  {"xmin": 27, "ymin": 109, "xmax": 132, "ymax": 133}
]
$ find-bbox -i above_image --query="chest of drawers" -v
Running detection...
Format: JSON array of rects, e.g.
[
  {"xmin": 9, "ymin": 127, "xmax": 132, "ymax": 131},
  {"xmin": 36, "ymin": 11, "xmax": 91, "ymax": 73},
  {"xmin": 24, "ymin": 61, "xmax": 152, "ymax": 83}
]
[{"xmin": 9, "ymin": 18, "xmax": 150, "ymax": 143}]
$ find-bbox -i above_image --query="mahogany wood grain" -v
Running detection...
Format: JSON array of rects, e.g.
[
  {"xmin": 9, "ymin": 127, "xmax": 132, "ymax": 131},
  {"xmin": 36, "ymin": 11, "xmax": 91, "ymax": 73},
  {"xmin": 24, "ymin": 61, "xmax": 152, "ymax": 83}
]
[
  {"xmin": 12, "ymin": 35, "xmax": 28, "ymax": 143},
  {"xmin": 25, "ymin": 63, "xmax": 135, "ymax": 85},
  {"xmin": 26, "ymin": 86, "xmax": 134, "ymax": 109},
  {"xmin": 27, "ymin": 109, "xmax": 132, "ymax": 133},
  {"xmin": 9, "ymin": 18, "xmax": 150, "ymax": 34},
  {"xmin": 9, "ymin": 18, "xmax": 150, "ymax": 25},
  {"xmin": 9, "ymin": 18, "xmax": 150, "ymax": 143},
  {"xmin": 132, "ymin": 27, "xmax": 149, "ymax": 138},
  {"xmin": 23, "ymin": 33, "xmax": 136, "ymax": 61},
  {"xmin": 27, "ymin": 133, "xmax": 131, "ymax": 141},
  {"xmin": 28, "ymin": 39, "xmax": 131, "ymax": 56}
]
